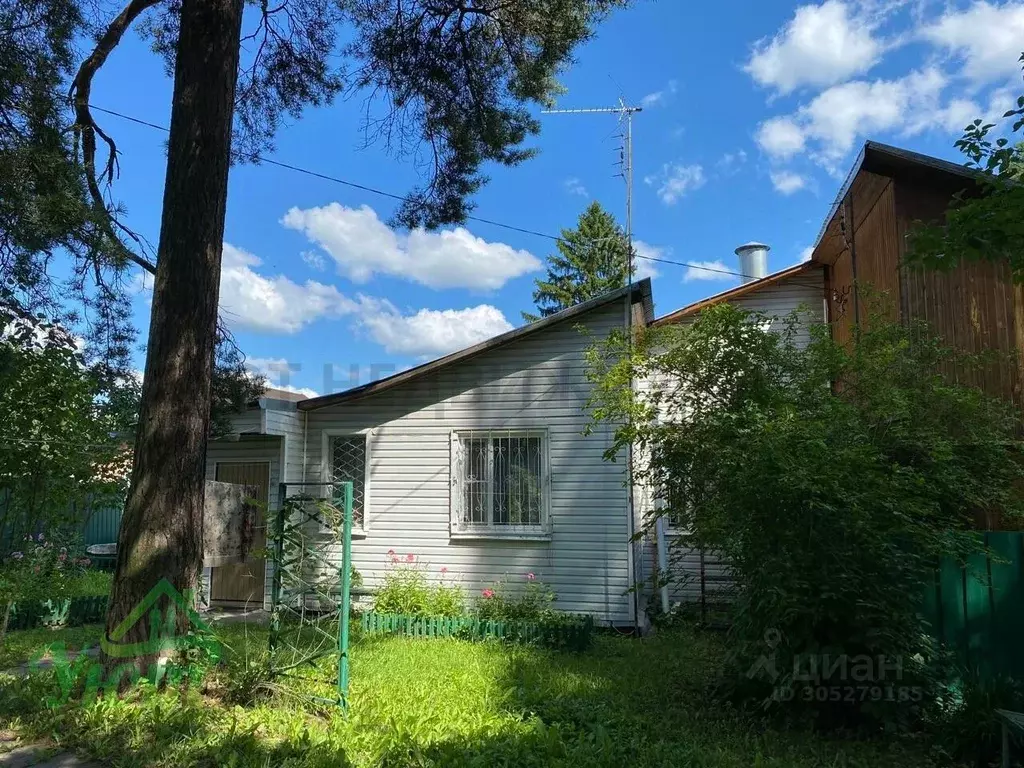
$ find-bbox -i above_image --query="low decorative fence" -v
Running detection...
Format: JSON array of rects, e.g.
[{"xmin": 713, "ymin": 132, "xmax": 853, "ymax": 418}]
[
  {"xmin": 360, "ymin": 612, "xmax": 595, "ymax": 651},
  {"xmin": 6, "ymin": 595, "xmax": 108, "ymax": 631}
]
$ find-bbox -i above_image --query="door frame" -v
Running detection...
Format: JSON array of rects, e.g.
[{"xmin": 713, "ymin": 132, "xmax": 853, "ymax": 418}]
[{"xmin": 210, "ymin": 459, "xmax": 272, "ymax": 607}]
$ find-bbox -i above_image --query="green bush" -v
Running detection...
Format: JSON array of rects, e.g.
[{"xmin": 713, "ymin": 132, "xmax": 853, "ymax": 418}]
[
  {"xmin": 588, "ymin": 302, "xmax": 1024, "ymax": 728},
  {"xmin": 476, "ymin": 573, "xmax": 555, "ymax": 622},
  {"xmin": 373, "ymin": 552, "xmax": 464, "ymax": 618}
]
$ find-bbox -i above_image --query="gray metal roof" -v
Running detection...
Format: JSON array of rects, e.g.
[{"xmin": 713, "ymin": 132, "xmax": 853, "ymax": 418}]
[{"xmin": 298, "ymin": 278, "xmax": 654, "ymax": 411}]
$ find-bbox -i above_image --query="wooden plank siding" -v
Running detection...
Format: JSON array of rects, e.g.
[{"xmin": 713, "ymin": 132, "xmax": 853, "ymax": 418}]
[
  {"xmin": 297, "ymin": 302, "xmax": 635, "ymax": 625},
  {"xmin": 814, "ymin": 144, "xmax": 1023, "ymax": 530}
]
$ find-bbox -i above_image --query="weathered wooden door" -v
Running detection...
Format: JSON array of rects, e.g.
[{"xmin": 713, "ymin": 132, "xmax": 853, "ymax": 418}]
[{"xmin": 211, "ymin": 462, "xmax": 269, "ymax": 607}]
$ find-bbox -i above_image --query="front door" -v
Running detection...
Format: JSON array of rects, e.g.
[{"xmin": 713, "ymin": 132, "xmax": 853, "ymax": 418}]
[{"xmin": 211, "ymin": 461, "xmax": 269, "ymax": 607}]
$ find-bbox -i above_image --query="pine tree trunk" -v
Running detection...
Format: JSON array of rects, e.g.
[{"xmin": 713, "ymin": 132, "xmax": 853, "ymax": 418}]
[{"xmin": 103, "ymin": 0, "xmax": 243, "ymax": 677}]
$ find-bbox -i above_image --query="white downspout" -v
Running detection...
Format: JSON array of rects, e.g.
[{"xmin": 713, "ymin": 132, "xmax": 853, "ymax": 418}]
[{"xmin": 656, "ymin": 515, "xmax": 670, "ymax": 614}]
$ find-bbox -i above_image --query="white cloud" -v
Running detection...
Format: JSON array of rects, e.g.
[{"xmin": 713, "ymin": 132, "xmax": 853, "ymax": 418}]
[
  {"xmin": 301, "ymin": 250, "xmax": 327, "ymax": 271},
  {"xmin": 922, "ymin": 2, "xmax": 1024, "ymax": 83},
  {"xmin": 219, "ymin": 243, "xmax": 357, "ymax": 334},
  {"xmin": 800, "ymin": 245, "xmax": 815, "ymax": 262},
  {"xmin": 683, "ymin": 260, "xmax": 737, "ymax": 282},
  {"xmin": 269, "ymin": 383, "xmax": 320, "ymax": 399},
  {"xmin": 757, "ymin": 68, "xmax": 950, "ymax": 165},
  {"xmin": 281, "ymin": 203, "xmax": 540, "ymax": 290},
  {"xmin": 564, "ymin": 177, "xmax": 588, "ymax": 197},
  {"xmin": 745, "ymin": 1, "xmax": 883, "ymax": 94},
  {"xmin": 645, "ymin": 163, "xmax": 706, "ymax": 205},
  {"xmin": 717, "ymin": 150, "xmax": 749, "ymax": 174},
  {"xmin": 641, "ymin": 79, "xmax": 679, "ymax": 107},
  {"xmin": 770, "ymin": 170, "xmax": 808, "ymax": 195},
  {"xmin": 756, "ymin": 117, "xmax": 807, "ymax": 160},
  {"xmin": 632, "ymin": 240, "xmax": 664, "ymax": 281},
  {"xmin": 355, "ymin": 298, "xmax": 514, "ymax": 358}
]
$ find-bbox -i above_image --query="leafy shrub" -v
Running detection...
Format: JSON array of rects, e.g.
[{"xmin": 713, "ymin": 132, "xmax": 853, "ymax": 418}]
[
  {"xmin": 930, "ymin": 670, "xmax": 1024, "ymax": 765},
  {"xmin": 373, "ymin": 552, "xmax": 464, "ymax": 617},
  {"xmin": 588, "ymin": 302, "xmax": 1024, "ymax": 728},
  {"xmin": 476, "ymin": 573, "xmax": 555, "ymax": 622},
  {"xmin": 0, "ymin": 531, "xmax": 97, "ymax": 643}
]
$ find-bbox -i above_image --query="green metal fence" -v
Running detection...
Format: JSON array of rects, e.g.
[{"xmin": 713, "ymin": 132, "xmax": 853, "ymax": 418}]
[{"xmin": 922, "ymin": 531, "xmax": 1024, "ymax": 680}]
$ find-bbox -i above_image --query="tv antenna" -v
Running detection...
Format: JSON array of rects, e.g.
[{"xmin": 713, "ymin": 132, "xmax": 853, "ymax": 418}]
[{"xmin": 541, "ymin": 100, "xmax": 642, "ymax": 284}]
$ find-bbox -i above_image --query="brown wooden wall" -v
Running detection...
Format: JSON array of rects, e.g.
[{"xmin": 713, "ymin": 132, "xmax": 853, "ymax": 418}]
[{"xmin": 894, "ymin": 174, "xmax": 1023, "ymax": 412}]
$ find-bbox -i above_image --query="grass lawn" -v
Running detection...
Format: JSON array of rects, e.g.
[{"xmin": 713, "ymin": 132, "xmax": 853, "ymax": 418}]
[{"xmin": 0, "ymin": 622, "xmax": 941, "ymax": 767}]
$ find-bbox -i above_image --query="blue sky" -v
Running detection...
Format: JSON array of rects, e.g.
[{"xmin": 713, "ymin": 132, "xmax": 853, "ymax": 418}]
[{"xmin": 94, "ymin": 0, "xmax": 1024, "ymax": 397}]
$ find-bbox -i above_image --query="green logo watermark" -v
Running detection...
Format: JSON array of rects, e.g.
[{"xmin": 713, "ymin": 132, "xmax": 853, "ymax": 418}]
[{"xmin": 30, "ymin": 578, "xmax": 220, "ymax": 706}]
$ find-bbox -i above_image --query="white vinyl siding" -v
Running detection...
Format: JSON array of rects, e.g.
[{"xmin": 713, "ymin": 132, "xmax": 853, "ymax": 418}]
[
  {"xmin": 637, "ymin": 269, "xmax": 825, "ymax": 608},
  {"xmin": 301, "ymin": 302, "xmax": 633, "ymax": 624}
]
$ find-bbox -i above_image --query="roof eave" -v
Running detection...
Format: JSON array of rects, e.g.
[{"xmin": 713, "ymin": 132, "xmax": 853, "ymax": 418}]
[{"xmin": 299, "ymin": 278, "xmax": 653, "ymax": 411}]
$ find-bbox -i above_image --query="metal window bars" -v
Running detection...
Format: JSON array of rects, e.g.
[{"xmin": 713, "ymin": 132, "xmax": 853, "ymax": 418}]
[
  {"xmin": 459, "ymin": 431, "xmax": 545, "ymax": 529},
  {"xmin": 268, "ymin": 481, "xmax": 354, "ymax": 710},
  {"xmin": 330, "ymin": 436, "xmax": 366, "ymax": 528}
]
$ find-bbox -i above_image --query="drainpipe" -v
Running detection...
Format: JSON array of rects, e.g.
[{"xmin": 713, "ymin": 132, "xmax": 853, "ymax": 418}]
[{"xmin": 656, "ymin": 516, "xmax": 670, "ymax": 614}]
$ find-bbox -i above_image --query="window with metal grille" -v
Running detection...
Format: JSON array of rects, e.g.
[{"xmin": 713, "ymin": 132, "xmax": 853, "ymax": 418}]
[
  {"xmin": 451, "ymin": 430, "xmax": 549, "ymax": 534},
  {"xmin": 329, "ymin": 435, "xmax": 367, "ymax": 528}
]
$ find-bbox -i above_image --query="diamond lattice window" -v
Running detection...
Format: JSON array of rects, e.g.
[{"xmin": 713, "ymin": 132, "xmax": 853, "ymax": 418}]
[{"xmin": 330, "ymin": 435, "xmax": 366, "ymax": 527}]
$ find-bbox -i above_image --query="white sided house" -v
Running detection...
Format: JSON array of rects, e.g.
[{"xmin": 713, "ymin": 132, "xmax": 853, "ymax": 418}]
[
  {"xmin": 202, "ymin": 248, "xmax": 828, "ymax": 626},
  {"xmin": 635, "ymin": 248, "xmax": 827, "ymax": 611},
  {"xmin": 204, "ymin": 281, "xmax": 654, "ymax": 627}
]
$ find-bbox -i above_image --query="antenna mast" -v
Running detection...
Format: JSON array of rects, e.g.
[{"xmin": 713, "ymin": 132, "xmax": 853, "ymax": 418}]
[
  {"xmin": 541, "ymin": 99, "xmax": 643, "ymax": 631},
  {"xmin": 541, "ymin": 101, "xmax": 642, "ymax": 281}
]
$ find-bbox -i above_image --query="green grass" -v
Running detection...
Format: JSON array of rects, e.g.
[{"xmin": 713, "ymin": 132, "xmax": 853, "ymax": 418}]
[
  {"xmin": 0, "ymin": 623, "xmax": 942, "ymax": 767},
  {"xmin": 0, "ymin": 623, "xmax": 102, "ymax": 669}
]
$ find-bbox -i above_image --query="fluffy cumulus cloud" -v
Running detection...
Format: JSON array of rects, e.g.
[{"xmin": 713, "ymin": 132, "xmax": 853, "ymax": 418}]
[
  {"xmin": 244, "ymin": 356, "xmax": 318, "ymax": 397},
  {"xmin": 770, "ymin": 170, "xmax": 808, "ymax": 195},
  {"xmin": 355, "ymin": 298, "xmax": 514, "ymax": 357},
  {"xmin": 219, "ymin": 243, "xmax": 357, "ymax": 334},
  {"xmin": 632, "ymin": 240, "xmax": 664, "ymax": 281},
  {"xmin": 745, "ymin": 1, "xmax": 883, "ymax": 94},
  {"xmin": 922, "ymin": 2, "xmax": 1024, "ymax": 83},
  {"xmin": 281, "ymin": 203, "xmax": 540, "ymax": 290},
  {"xmin": 757, "ymin": 68, "xmax": 949, "ymax": 165},
  {"xmin": 645, "ymin": 163, "xmax": 706, "ymax": 205},
  {"xmin": 219, "ymin": 243, "xmax": 517, "ymax": 358},
  {"xmin": 755, "ymin": 117, "xmax": 807, "ymax": 161},
  {"xmin": 683, "ymin": 260, "xmax": 736, "ymax": 282}
]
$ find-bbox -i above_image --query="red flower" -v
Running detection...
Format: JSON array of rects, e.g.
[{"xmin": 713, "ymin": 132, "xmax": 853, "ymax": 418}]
[
  {"xmin": 482, "ymin": 588, "xmax": 494, "ymax": 599},
  {"xmin": 526, "ymin": 572, "xmax": 536, "ymax": 581},
  {"xmin": 406, "ymin": 553, "xmax": 415, "ymax": 563}
]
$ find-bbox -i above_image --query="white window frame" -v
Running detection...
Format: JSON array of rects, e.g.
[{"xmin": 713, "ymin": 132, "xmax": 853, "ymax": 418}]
[
  {"xmin": 321, "ymin": 429, "xmax": 372, "ymax": 537},
  {"xmin": 449, "ymin": 428, "xmax": 552, "ymax": 540}
]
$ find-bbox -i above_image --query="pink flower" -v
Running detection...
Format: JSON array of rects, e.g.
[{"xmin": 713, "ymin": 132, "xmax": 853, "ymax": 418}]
[
  {"xmin": 59, "ymin": 552, "xmax": 67, "ymax": 562},
  {"xmin": 440, "ymin": 567, "xmax": 448, "ymax": 575},
  {"xmin": 386, "ymin": 549, "xmax": 395, "ymax": 557},
  {"xmin": 406, "ymin": 553, "xmax": 415, "ymax": 563},
  {"xmin": 526, "ymin": 572, "xmax": 536, "ymax": 581},
  {"xmin": 482, "ymin": 588, "xmax": 494, "ymax": 599}
]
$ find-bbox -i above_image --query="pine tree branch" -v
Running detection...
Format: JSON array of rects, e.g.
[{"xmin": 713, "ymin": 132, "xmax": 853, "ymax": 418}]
[{"xmin": 70, "ymin": 0, "xmax": 161, "ymax": 275}]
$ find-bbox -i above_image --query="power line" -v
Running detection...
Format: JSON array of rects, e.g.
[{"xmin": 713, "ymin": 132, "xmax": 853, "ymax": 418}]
[{"xmin": 88, "ymin": 102, "xmax": 794, "ymax": 283}]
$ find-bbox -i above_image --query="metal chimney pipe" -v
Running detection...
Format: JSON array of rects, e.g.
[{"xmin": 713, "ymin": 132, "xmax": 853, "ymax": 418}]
[{"xmin": 735, "ymin": 242, "xmax": 770, "ymax": 284}]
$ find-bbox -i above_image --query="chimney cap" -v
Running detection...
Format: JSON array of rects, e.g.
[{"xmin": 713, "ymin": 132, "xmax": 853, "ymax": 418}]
[{"xmin": 735, "ymin": 242, "xmax": 771, "ymax": 255}]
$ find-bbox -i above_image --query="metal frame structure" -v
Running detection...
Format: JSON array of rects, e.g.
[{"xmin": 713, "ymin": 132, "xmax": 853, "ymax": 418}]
[{"xmin": 268, "ymin": 481, "xmax": 353, "ymax": 709}]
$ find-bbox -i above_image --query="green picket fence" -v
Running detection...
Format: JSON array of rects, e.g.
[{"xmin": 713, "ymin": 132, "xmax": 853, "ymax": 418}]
[
  {"xmin": 5, "ymin": 595, "xmax": 109, "ymax": 631},
  {"xmin": 361, "ymin": 612, "xmax": 595, "ymax": 651},
  {"xmin": 921, "ymin": 531, "xmax": 1024, "ymax": 680}
]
